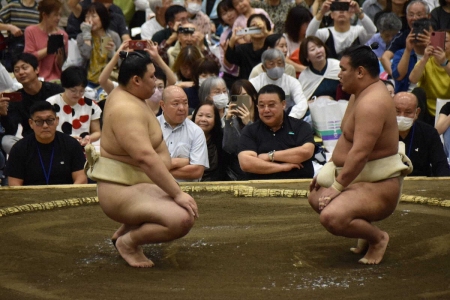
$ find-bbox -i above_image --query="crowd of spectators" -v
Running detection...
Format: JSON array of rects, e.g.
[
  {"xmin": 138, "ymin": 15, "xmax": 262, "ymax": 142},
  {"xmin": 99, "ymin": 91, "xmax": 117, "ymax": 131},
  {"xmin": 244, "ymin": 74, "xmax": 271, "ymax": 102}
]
[{"xmin": 1, "ymin": 0, "xmax": 450, "ymax": 186}]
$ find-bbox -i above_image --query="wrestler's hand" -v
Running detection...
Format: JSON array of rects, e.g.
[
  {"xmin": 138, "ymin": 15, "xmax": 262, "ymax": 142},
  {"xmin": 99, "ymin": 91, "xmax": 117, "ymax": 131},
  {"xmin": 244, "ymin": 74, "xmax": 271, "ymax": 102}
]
[
  {"xmin": 318, "ymin": 186, "xmax": 341, "ymax": 211},
  {"xmin": 174, "ymin": 192, "xmax": 199, "ymax": 218}
]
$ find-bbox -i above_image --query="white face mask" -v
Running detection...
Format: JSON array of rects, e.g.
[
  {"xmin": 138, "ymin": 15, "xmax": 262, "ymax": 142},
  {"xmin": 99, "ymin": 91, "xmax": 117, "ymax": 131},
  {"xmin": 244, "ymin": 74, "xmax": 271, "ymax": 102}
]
[
  {"xmin": 212, "ymin": 93, "xmax": 228, "ymax": 109},
  {"xmin": 397, "ymin": 116, "xmax": 414, "ymax": 131},
  {"xmin": 199, "ymin": 77, "xmax": 208, "ymax": 86},
  {"xmin": 266, "ymin": 66, "xmax": 284, "ymax": 80},
  {"xmin": 148, "ymin": 87, "xmax": 162, "ymax": 103},
  {"xmin": 187, "ymin": 3, "xmax": 201, "ymax": 14}
]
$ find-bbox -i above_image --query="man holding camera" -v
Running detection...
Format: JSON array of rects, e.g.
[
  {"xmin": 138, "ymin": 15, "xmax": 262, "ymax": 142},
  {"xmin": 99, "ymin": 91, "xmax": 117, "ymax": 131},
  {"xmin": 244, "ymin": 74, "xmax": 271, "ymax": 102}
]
[{"xmin": 305, "ymin": 0, "xmax": 376, "ymax": 59}]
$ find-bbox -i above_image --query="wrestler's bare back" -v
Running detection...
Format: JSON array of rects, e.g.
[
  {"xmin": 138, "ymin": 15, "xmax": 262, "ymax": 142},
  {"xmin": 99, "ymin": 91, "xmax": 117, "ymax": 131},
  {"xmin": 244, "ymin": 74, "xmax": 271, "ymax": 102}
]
[
  {"xmin": 100, "ymin": 87, "xmax": 171, "ymax": 169},
  {"xmin": 331, "ymin": 81, "xmax": 399, "ymax": 167}
]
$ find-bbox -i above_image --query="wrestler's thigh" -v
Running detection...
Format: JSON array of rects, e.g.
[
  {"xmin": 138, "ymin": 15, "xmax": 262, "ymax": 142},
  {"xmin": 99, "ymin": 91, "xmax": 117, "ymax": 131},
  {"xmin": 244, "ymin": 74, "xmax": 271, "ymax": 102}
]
[
  {"xmin": 97, "ymin": 182, "xmax": 191, "ymax": 226},
  {"xmin": 325, "ymin": 177, "xmax": 401, "ymax": 222}
]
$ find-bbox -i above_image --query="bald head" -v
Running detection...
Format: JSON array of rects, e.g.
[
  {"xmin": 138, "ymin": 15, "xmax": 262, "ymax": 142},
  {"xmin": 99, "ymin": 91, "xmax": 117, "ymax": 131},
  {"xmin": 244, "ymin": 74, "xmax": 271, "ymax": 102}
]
[
  {"xmin": 394, "ymin": 92, "xmax": 420, "ymax": 119},
  {"xmin": 162, "ymin": 85, "xmax": 186, "ymax": 103}
]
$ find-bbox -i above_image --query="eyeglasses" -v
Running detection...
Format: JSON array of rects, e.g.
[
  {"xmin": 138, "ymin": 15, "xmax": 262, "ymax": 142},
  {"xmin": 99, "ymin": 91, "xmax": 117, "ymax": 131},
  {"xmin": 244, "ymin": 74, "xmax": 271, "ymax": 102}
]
[
  {"xmin": 257, "ymin": 103, "xmax": 278, "ymax": 110},
  {"xmin": 407, "ymin": 13, "xmax": 425, "ymax": 19},
  {"xmin": 32, "ymin": 118, "xmax": 56, "ymax": 127},
  {"xmin": 68, "ymin": 88, "xmax": 85, "ymax": 96}
]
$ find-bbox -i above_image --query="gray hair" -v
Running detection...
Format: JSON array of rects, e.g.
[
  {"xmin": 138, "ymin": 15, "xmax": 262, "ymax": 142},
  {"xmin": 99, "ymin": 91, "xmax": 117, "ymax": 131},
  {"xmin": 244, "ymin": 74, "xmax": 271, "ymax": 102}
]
[
  {"xmin": 198, "ymin": 77, "xmax": 227, "ymax": 103},
  {"xmin": 376, "ymin": 12, "xmax": 402, "ymax": 33},
  {"xmin": 406, "ymin": 0, "xmax": 430, "ymax": 14},
  {"xmin": 261, "ymin": 48, "xmax": 285, "ymax": 65},
  {"xmin": 149, "ymin": 0, "xmax": 163, "ymax": 13}
]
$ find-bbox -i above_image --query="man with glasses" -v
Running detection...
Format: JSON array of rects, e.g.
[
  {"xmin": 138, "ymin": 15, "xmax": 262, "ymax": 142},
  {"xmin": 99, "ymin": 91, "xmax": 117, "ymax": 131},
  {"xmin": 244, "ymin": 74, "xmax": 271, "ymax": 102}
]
[
  {"xmin": 0, "ymin": 53, "xmax": 63, "ymax": 156},
  {"xmin": 85, "ymin": 50, "xmax": 198, "ymax": 268},
  {"xmin": 237, "ymin": 84, "xmax": 315, "ymax": 180},
  {"xmin": 5, "ymin": 101, "xmax": 87, "ymax": 186}
]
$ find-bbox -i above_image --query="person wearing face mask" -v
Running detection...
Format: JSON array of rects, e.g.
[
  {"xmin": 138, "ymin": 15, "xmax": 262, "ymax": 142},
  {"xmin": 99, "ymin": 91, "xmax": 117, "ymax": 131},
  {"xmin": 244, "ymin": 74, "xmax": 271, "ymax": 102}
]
[
  {"xmin": 249, "ymin": 49, "xmax": 308, "ymax": 120},
  {"xmin": 394, "ymin": 92, "xmax": 450, "ymax": 176},
  {"xmin": 185, "ymin": 0, "xmax": 212, "ymax": 40},
  {"xmin": 198, "ymin": 77, "xmax": 229, "ymax": 126}
]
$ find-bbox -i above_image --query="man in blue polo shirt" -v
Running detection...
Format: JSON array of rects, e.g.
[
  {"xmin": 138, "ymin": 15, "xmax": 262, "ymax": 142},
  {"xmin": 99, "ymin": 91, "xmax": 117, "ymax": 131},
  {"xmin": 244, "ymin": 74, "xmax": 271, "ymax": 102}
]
[{"xmin": 237, "ymin": 84, "xmax": 315, "ymax": 180}]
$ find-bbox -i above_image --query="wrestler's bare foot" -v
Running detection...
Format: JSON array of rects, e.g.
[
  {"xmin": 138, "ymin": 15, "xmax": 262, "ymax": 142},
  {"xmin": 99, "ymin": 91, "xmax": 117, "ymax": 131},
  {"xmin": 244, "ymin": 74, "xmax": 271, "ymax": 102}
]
[
  {"xmin": 350, "ymin": 239, "xmax": 369, "ymax": 254},
  {"xmin": 116, "ymin": 233, "xmax": 155, "ymax": 268},
  {"xmin": 358, "ymin": 232, "xmax": 389, "ymax": 265}
]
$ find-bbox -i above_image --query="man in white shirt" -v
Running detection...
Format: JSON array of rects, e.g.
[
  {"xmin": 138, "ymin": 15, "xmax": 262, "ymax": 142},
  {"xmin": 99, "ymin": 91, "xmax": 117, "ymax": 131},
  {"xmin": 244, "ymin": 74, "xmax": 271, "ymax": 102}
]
[
  {"xmin": 157, "ymin": 85, "xmax": 209, "ymax": 182},
  {"xmin": 306, "ymin": 0, "xmax": 376, "ymax": 59},
  {"xmin": 250, "ymin": 49, "xmax": 308, "ymax": 119},
  {"xmin": 141, "ymin": 0, "xmax": 173, "ymax": 40}
]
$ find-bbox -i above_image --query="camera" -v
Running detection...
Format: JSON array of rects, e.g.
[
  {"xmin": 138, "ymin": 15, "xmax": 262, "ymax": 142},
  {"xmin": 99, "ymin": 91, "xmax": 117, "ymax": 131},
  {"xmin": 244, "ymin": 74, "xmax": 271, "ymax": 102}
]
[{"xmin": 178, "ymin": 27, "xmax": 195, "ymax": 34}]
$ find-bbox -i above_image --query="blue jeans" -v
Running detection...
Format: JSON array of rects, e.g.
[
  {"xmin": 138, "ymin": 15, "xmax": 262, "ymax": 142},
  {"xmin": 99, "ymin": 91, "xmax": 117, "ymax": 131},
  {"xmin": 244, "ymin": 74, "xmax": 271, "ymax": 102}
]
[{"xmin": 443, "ymin": 128, "xmax": 450, "ymax": 163}]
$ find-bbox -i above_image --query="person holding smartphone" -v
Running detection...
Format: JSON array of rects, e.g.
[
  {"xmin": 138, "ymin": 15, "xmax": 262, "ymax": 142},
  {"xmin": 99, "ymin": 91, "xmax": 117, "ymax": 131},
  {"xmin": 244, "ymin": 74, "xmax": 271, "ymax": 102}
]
[
  {"xmin": 24, "ymin": 0, "xmax": 69, "ymax": 82},
  {"xmin": 305, "ymin": 0, "xmax": 376, "ymax": 59}
]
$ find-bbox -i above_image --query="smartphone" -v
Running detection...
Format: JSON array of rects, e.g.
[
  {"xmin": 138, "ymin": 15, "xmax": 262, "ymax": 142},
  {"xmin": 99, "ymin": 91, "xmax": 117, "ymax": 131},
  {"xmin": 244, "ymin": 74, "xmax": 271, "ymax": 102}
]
[
  {"xmin": 430, "ymin": 31, "xmax": 446, "ymax": 50},
  {"xmin": 47, "ymin": 34, "xmax": 64, "ymax": 54},
  {"xmin": 2, "ymin": 92, "xmax": 22, "ymax": 102},
  {"xmin": 412, "ymin": 21, "xmax": 428, "ymax": 38},
  {"xmin": 330, "ymin": 1, "xmax": 350, "ymax": 11},
  {"xmin": 100, "ymin": 36, "xmax": 112, "ymax": 55},
  {"xmin": 128, "ymin": 40, "xmax": 147, "ymax": 50},
  {"xmin": 236, "ymin": 27, "xmax": 262, "ymax": 36},
  {"xmin": 230, "ymin": 95, "xmax": 251, "ymax": 109}
]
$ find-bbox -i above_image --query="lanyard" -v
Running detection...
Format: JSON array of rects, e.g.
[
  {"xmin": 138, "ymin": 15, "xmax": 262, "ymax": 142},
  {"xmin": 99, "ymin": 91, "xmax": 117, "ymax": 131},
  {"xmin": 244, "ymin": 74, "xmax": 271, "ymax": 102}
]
[
  {"xmin": 37, "ymin": 142, "xmax": 55, "ymax": 185},
  {"xmin": 407, "ymin": 123, "xmax": 415, "ymax": 158}
]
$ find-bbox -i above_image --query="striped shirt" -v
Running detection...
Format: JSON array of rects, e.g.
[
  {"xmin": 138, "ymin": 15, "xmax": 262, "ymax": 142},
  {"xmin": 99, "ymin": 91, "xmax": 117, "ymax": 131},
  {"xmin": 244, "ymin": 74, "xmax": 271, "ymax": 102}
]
[{"xmin": 0, "ymin": 1, "xmax": 39, "ymax": 32}]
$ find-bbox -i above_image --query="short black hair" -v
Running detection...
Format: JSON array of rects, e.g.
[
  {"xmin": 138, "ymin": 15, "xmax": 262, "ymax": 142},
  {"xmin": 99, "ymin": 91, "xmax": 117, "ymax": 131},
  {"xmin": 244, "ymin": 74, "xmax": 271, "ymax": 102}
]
[
  {"xmin": 164, "ymin": 5, "xmax": 187, "ymax": 25},
  {"xmin": 118, "ymin": 51, "xmax": 153, "ymax": 86},
  {"xmin": 264, "ymin": 34, "xmax": 283, "ymax": 49},
  {"xmin": 284, "ymin": 6, "xmax": 312, "ymax": 43},
  {"xmin": 217, "ymin": 0, "xmax": 235, "ymax": 26},
  {"xmin": 258, "ymin": 84, "xmax": 285, "ymax": 102},
  {"xmin": 29, "ymin": 101, "xmax": 56, "ymax": 117},
  {"xmin": 247, "ymin": 13, "xmax": 271, "ymax": 31},
  {"xmin": 61, "ymin": 66, "xmax": 88, "ymax": 89},
  {"xmin": 13, "ymin": 53, "xmax": 39, "ymax": 70},
  {"xmin": 86, "ymin": 2, "xmax": 110, "ymax": 30},
  {"xmin": 341, "ymin": 45, "xmax": 380, "ymax": 78}
]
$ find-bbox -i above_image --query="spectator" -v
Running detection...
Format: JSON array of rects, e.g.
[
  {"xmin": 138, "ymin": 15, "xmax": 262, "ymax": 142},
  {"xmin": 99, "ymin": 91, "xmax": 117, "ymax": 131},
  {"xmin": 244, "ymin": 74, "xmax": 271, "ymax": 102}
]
[
  {"xmin": 5, "ymin": 101, "xmax": 87, "ymax": 186},
  {"xmin": 298, "ymin": 36, "xmax": 341, "ymax": 100},
  {"xmin": 232, "ymin": 0, "xmax": 273, "ymax": 30},
  {"xmin": 185, "ymin": 0, "xmax": 212, "ymax": 38},
  {"xmin": 431, "ymin": 0, "xmax": 450, "ymax": 30},
  {"xmin": 0, "ymin": 93, "xmax": 8, "ymax": 183},
  {"xmin": 0, "ymin": 0, "xmax": 40, "ymax": 71},
  {"xmin": 140, "ymin": 0, "xmax": 173, "ymax": 40},
  {"xmin": 380, "ymin": 0, "xmax": 430, "ymax": 77},
  {"xmin": 283, "ymin": 5, "xmax": 313, "ymax": 75},
  {"xmin": 202, "ymin": 0, "xmax": 221, "ymax": 27},
  {"xmin": 172, "ymin": 45, "xmax": 203, "ymax": 85},
  {"xmin": 237, "ymin": 84, "xmax": 315, "ymax": 179},
  {"xmin": 365, "ymin": 12, "xmax": 403, "ymax": 58},
  {"xmin": 392, "ymin": 18, "xmax": 431, "ymax": 94},
  {"xmin": 305, "ymin": 0, "xmax": 377, "ymax": 59},
  {"xmin": 67, "ymin": 0, "xmax": 130, "ymax": 41},
  {"xmin": 225, "ymin": 13, "xmax": 271, "ymax": 80},
  {"xmin": 198, "ymin": 76, "xmax": 229, "ymax": 123},
  {"xmin": 0, "ymin": 53, "xmax": 64, "ymax": 155},
  {"xmin": 361, "ymin": 0, "xmax": 386, "ymax": 23},
  {"xmin": 435, "ymin": 102, "xmax": 450, "ymax": 161},
  {"xmin": 158, "ymin": 85, "xmax": 209, "ymax": 182},
  {"xmin": 77, "ymin": 2, "xmax": 121, "ymax": 97},
  {"xmin": 184, "ymin": 57, "xmax": 220, "ymax": 110},
  {"xmin": 250, "ymin": 0, "xmax": 295, "ymax": 34},
  {"xmin": 409, "ymin": 30, "xmax": 450, "ymax": 123},
  {"xmin": 46, "ymin": 66, "xmax": 102, "ymax": 147},
  {"xmin": 192, "ymin": 100, "xmax": 228, "ymax": 181},
  {"xmin": 394, "ymin": 91, "xmax": 450, "ymax": 176},
  {"xmin": 166, "ymin": 23, "xmax": 200, "ymax": 67},
  {"xmin": 249, "ymin": 34, "xmax": 296, "ymax": 79},
  {"xmin": 223, "ymin": 79, "xmax": 259, "ymax": 180},
  {"xmin": 217, "ymin": 0, "xmax": 240, "ymax": 89},
  {"xmin": 24, "ymin": 0, "xmax": 69, "ymax": 82},
  {"xmin": 152, "ymin": 5, "xmax": 188, "ymax": 47},
  {"xmin": 250, "ymin": 48, "xmax": 308, "ymax": 119},
  {"xmin": 383, "ymin": 79, "xmax": 395, "ymax": 97}
]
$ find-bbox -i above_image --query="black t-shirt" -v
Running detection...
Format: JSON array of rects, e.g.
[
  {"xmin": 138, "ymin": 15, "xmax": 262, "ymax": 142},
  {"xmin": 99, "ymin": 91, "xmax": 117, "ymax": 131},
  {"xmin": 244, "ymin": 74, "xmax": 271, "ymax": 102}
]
[
  {"xmin": 2, "ymin": 82, "xmax": 64, "ymax": 137},
  {"xmin": 439, "ymin": 102, "xmax": 450, "ymax": 116},
  {"xmin": 225, "ymin": 43, "xmax": 267, "ymax": 80},
  {"xmin": 238, "ymin": 114, "xmax": 315, "ymax": 179},
  {"xmin": 400, "ymin": 120, "xmax": 450, "ymax": 177},
  {"xmin": 152, "ymin": 28, "xmax": 173, "ymax": 46},
  {"xmin": 5, "ymin": 132, "xmax": 86, "ymax": 185}
]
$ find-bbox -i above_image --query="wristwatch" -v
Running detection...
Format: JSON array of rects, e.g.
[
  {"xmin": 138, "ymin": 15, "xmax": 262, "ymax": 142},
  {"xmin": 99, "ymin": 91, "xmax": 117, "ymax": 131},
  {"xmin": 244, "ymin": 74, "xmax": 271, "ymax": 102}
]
[
  {"xmin": 355, "ymin": 8, "xmax": 363, "ymax": 18},
  {"xmin": 268, "ymin": 150, "xmax": 276, "ymax": 162},
  {"xmin": 441, "ymin": 59, "xmax": 449, "ymax": 67}
]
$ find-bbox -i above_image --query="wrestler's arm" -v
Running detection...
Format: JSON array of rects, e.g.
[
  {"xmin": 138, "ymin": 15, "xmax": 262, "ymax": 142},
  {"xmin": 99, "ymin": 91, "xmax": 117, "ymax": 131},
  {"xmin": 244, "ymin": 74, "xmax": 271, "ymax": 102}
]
[
  {"xmin": 239, "ymin": 151, "xmax": 300, "ymax": 174},
  {"xmin": 258, "ymin": 143, "xmax": 315, "ymax": 164},
  {"xmin": 7, "ymin": 177, "xmax": 23, "ymax": 186},
  {"xmin": 112, "ymin": 105, "xmax": 198, "ymax": 216},
  {"xmin": 72, "ymin": 170, "xmax": 88, "ymax": 184},
  {"xmin": 335, "ymin": 99, "xmax": 385, "ymax": 187}
]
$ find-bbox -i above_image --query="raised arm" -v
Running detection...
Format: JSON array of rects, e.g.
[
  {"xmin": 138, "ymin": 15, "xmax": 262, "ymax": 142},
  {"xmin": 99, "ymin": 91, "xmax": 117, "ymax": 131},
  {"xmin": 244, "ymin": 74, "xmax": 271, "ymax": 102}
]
[
  {"xmin": 144, "ymin": 41, "xmax": 177, "ymax": 86},
  {"xmin": 409, "ymin": 45, "xmax": 432, "ymax": 84},
  {"xmin": 99, "ymin": 41, "xmax": 129, "ymax": 94}
]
